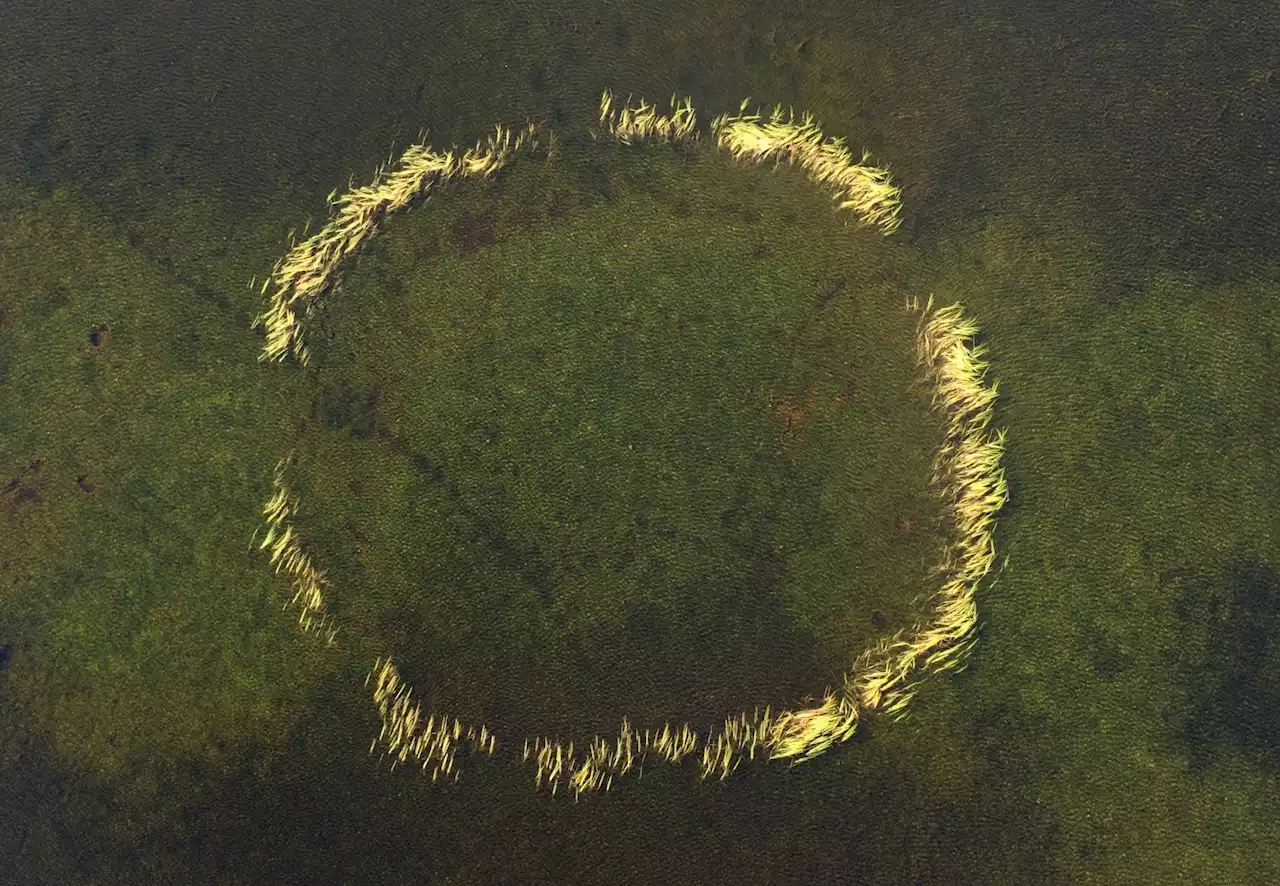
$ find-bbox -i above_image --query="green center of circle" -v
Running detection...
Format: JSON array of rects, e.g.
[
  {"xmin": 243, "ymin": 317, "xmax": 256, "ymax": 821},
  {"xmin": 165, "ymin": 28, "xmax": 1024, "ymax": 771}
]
[{"xmin": 288, "ymin": 138, "xmax": 944, "ymax": 740}]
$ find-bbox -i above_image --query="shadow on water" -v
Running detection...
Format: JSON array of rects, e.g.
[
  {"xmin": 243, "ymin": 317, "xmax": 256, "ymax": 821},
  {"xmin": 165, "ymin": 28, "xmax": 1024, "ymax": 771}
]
[{"xmin": 1164, "ymin": 557, "xmax": 1280, "ymax": 772}]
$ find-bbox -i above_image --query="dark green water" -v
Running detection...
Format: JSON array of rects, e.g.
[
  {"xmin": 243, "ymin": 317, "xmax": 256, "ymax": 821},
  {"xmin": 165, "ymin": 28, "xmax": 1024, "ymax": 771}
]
[{"xmin": 0, "ymin": 1, "xmax": 1277, "ymax": 884}]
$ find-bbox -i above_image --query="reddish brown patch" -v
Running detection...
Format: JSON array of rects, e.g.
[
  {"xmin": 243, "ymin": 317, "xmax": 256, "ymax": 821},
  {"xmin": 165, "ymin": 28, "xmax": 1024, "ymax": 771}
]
[
  {"xmin": 839, "ymin": 374, "xmax": 858, "ymax": 402},
  {"xmin": 452, "ymin": 212, "xmax": 496, "ymax": 255},
  {"xmin": 3, "ymin": 460, "xmax": 45, "ymax": 510},
  {"xmin": 0, "ymin": 461, "xmax": 54, "ymax": 598},
  {"xmin": 770, "ymin": 390, "xmax": 826, "ymax": 443},
  {"xmin": 12, "ymin": 487, "xmax": 41, "ymax": 504},
  {"xmin": 415, "ymin": 237, "xmax": 441, "ymax": 263},
  {"xmin": 505, "ymin": 208, "xmax": 541, "ymax": 233},
  {"xmin": 448, "ymin": 203, "xmax": 570, "ymax": 258},
  {"xmin": 343, "ymin": 519, "xmax": 367, "ymax": 544}
]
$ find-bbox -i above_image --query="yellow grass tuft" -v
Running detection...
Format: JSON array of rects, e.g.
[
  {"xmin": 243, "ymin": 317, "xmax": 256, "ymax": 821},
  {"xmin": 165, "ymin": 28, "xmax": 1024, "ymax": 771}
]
[
  {"xmin": 256, "ymin": 454, "xmax": 336, "ymax": 644},
  {"xmin": 597, "ymin": 89, "xmax": 699, "ymax": 144},
  {"xmin": 367, "ymin": 657, "xmax": 497, "ymax": 782},
  {"xmin": 253, "ymin": 124, "xmax": 538, "ymax": 366},
  {"xmin": 709, "ymin": 100, "xmax": 902, "ymax": 234}
]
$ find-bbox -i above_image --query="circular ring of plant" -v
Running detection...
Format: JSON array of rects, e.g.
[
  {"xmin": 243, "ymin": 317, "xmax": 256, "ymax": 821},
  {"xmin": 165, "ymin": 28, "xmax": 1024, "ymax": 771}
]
[{"xmin": 250, "ymin": 90, "xmax": 1008, "ymax": 796}]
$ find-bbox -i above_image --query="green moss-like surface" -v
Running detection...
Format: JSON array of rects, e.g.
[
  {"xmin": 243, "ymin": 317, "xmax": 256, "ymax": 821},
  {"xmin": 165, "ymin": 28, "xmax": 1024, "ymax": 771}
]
[{"xmin": 2, "ymin": 1, "xmax": 1279, "ymax": 884}]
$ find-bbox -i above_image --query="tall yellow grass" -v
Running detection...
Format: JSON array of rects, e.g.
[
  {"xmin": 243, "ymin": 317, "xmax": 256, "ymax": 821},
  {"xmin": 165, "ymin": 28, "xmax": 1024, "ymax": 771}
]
[
  {"xmin": 256, "ymin": 454, "xmax": 336, "ymax": 644},
  {"xmin": 597, "ymin": 88, "xmax": 699, "ymax": 144},
  {"xmin": 367, "ymin": 657, "xmax": 496, "ymax": 782},
  {"xmin": 709, "ymin": 99, "xmax": 902, "ymax": 234},
  {"xmin": 253, "ymin": 124, "xmax": 537, "ymax": 366}
]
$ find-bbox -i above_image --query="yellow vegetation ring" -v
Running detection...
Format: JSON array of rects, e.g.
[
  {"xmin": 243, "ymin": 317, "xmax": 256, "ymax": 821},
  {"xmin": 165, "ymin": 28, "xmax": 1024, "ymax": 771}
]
[{"xmin": 251, "ymin": 91, "xmax": 1007, "ymax": 796}]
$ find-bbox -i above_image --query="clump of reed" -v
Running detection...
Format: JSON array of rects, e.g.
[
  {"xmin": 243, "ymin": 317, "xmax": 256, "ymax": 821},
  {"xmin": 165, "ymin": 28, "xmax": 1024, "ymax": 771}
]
[
  {"xmin": 517, "ymin": 709, "xmax": 781, "ymax": 798},
  {"xmin": 597, "ymin": 89, "xmax": 699, "ymax": 144},
  {"xmin": 710, "ymin": 99, "xmax": 902, "ymax": 235},
  {"xmin": 763, "ymin": 299, "xmax": 1006, "ymax": 763},
  {"xmin": 253, "ymin": 123, "xmax": 539, "ymax": 366},
  {"xmin": 765, "ymin": 692, "xmax": 860, "ymax": 764},
  {"xmin": 367, "ymin": 657, "xmax": 497, "ymax": 782},
  {"xmin": 594, "ymin": 91, "xmax": 899, "ymax": 234},
  {"xmin": 515, "ymin": 694, "xmax": 857, "ymax": 794},
  {"xmin": 256, "ymin": 454, "xmax": 336, "ymax": 644}
]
